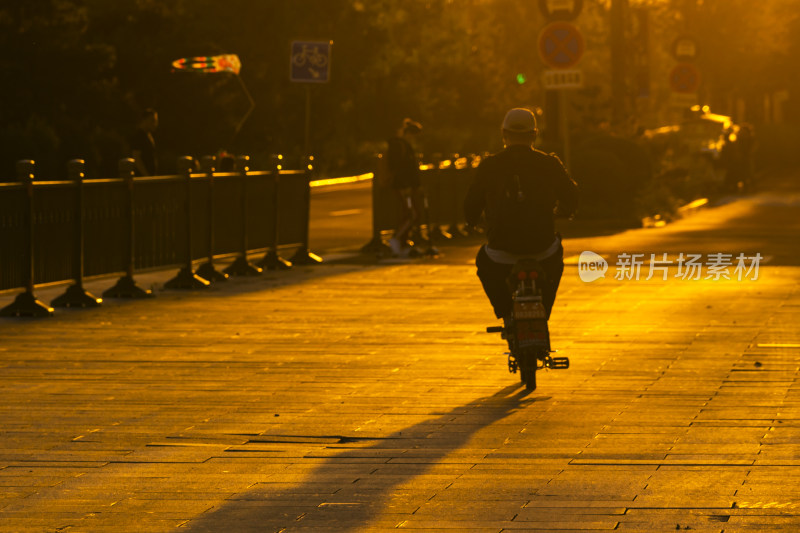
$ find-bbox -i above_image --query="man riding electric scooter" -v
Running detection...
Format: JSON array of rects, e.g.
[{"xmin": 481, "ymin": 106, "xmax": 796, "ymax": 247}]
[{"xmin": 464, "ymin": 107, "xmax": 578, "ymax": 331}]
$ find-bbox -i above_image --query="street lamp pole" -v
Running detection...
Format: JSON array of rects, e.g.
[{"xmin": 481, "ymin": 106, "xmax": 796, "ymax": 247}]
[{"xmin": 610, "ymin": 0, "xmax": 629, "ymax": 128}]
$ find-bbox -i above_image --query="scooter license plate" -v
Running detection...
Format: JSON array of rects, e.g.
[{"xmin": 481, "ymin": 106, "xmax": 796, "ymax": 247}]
[{"xmin": 515, "ymin": 318, "xmax": 549, "ymax": 350}]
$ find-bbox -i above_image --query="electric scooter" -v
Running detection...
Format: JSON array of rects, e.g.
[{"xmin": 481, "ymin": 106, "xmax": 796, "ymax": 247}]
[{"xmin": 486, "ymin": 258, "xmax": 569, "ymax": 391}]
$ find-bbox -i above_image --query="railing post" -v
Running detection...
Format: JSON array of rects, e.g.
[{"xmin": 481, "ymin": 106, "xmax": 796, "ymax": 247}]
[
  {"xmin": 258, "ymin": 158, "xmax": 292, "ymax": 270},
  {"xmin": 447, "ymin": 155, "xmax": 469, "ymax": 239},
  {"xmin": 52, "ymin": 159, "xmax": 103, "ymax": 308},
  {"xmin": 164, "ymin": 156, "xmax": 210, "ymax": 289},
  {"xmin": 223, "ymin": 155, "xmax": 262, "ymax": 276},
  {"xmin": 419, "ymin": 161, "xmax": 441, "ymax": 258},
  {"xmin": 196, "ymin": 155, "xmax": 228, "ymax": 282},
  {"xmin": 463, "ymin": 155, "xmax": 483, "ymax": 236},
  {"xmin": 103, "ymin": 158, "xmax": 153, "ymax": 298},
  {"xmin": 409, "ymin": 157, "xmax": 432, "ymax": 248},
  {"xmin": 428, "ymin": 156, "xmax": 453, "ymax": 242},
  {"xmin": 0, "ymin": 160, "xmax": 54, "ymax": 317},
  {"xmin": 361, "ymin": 154, "xmax": 390, "ymax": 254},
  {"xmin": 289, "ymin": 156, "xmax": 322, "ymax": 265}
]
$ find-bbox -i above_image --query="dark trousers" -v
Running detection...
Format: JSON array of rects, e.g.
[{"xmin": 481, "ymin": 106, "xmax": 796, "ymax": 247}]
[
  {"xmin": 476, "ymin": 244, "xmax": 564, "ymax": 320},
  {"xmin": 393, "ymin": 188, "xmax": 420, "ymax": 243}
]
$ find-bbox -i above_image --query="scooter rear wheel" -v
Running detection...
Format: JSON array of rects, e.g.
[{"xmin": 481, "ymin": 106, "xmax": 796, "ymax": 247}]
[
  {"xmin": 518, "ymin": 353, "xmax": 537, "ymax": 391},
  {"xmin": 522, "ymin": 366, "xmax": 536, "ymax": 391}
]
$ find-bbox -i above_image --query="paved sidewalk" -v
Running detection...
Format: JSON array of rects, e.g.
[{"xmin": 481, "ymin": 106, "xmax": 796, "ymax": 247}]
[{"xmin": 1, "ymin": 177, "xmax": 800, "ymax": 532}]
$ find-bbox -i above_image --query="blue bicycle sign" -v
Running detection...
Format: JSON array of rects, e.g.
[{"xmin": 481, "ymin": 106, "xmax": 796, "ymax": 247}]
[{"xmin": 291, "ymin": 41, "xmax": 332, "ymax": 83}]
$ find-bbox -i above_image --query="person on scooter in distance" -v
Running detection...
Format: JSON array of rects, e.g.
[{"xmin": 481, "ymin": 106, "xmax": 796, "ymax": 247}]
[{"xmin": 464, "ymin": 107, "xmax": 578, "ymax": 326}]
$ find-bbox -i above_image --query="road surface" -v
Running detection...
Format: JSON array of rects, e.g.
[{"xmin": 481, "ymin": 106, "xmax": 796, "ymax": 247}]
[{"xmin": 0, "ymin": 170, "xmax": 798, "ymax": 532}]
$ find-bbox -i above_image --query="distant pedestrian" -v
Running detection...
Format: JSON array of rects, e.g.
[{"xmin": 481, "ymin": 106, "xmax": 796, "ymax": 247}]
[
  {"xmin": 386, "ymin": 118, "xmax": 423, "ymax": 257},
  {"xmin": 130, "ymin": 108, "xmax": 158, "ymax": 176}
]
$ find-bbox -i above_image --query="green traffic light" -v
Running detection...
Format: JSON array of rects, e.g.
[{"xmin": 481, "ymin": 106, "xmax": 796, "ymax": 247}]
[{"xmin": 516, "ymin": 73, "xmax": 527, "ymax": 85}]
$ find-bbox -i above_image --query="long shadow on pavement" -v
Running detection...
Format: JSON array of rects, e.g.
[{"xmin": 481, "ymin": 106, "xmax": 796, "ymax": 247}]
[{"xmin": 183, "ymin": 384, "xmax": 547, "ymax": 532}]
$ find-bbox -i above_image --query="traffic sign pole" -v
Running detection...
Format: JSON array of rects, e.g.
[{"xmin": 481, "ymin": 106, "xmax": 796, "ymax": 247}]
[
  {"xmin": 559, "ymin": 90, "xmax": 571, "ymax": 172},
  {"xmin": 304, "ymin": 86, "xmax": 311, "ymax": 157}
]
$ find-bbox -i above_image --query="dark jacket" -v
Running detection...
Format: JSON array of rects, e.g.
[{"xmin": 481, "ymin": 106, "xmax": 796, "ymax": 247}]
[
  {"xmin": 464, "ymin": 145, "xmax": 578, "ymax": 255},
  {"xmin": 386, "ymin": 136, "xmax": 420, "ymax": 189}
]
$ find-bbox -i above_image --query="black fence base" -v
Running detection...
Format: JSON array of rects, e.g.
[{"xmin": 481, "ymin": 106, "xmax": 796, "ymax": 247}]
[
  {"xmin": 164, "ymin": 267, "xmax": 211, "ymax": 290},
  {"xmin": 0, "ymin": 291, "xmax": 54, "ymax": 317},
  {"xmin": 410, "ymin": 234, "xmax": 432, "ymax": 250},
  {"xmin": 103, "ymin": 275, "xmax": 153, "ymax": 299},
  {"xmin": 423, "ymin": 245, "xmax": 441, "ymax": 258},
  {"xmin": 259, "ymin": 250, "xmax": 292, "ymax": 271},
  {"xmin": 429, "ymin": 226, "xmax": 453, "ymax": 241},
  {"xmin": 290, "ymin": 247, "xmax": 322, "ymax": 265},
  {"xmin": 464, "ymin": 225, "xmax": 484, "ymax": 237},
  {"xmin": 447, "ymin": 224, "xmax": 471, "ymax": 239},
  {"xmin": 197, "ymin": 261, "xmax": 229, "ymax": 283},
  {"xmin": 52, "ymin": 284, "xmax": 103, "ymax": 308},
  {"xmin": 361, "ymin": 236, "xmax": 390, "ymax": 255},
  {"xmin": 224, "ymin": 256, "xmax": 263, "ymax": 277}
]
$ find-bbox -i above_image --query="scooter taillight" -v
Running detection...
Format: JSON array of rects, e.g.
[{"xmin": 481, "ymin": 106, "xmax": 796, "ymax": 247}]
[{"xmin": 517, "ymin": 270, "xmax": 540, "ymax": 280}]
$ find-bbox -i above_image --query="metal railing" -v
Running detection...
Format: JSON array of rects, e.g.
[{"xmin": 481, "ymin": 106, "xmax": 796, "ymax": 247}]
[
  {"xmin": 1, "ymin": 156, "xmax": 317, "ymax": 316},
  {"xmin": 362, "ymin": 155, "xmax": 481, "ymax": 252},
  {"xmin": 1, "ymin": 152, "xmax": 482, "ymax": 317}
]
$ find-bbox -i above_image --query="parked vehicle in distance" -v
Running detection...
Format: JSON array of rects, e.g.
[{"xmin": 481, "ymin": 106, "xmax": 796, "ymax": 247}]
[{"xmin": 642, "ymin": 105, "xmax": 741, "ymax": 197}]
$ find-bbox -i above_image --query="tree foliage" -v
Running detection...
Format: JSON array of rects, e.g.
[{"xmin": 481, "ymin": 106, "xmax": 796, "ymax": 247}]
[{"xmin": 1, "ymin": 0, "xmax": 797, "ymax": 179}]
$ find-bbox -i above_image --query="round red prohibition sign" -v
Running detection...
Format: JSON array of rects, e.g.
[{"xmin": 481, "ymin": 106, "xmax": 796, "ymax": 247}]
[
  {"xmin": 670, "ymin": 63, "xmax": 701, "ymax": 93},
  {"xmin": 538, "ymin": 21, "xmax": 585, "ymax": 69}
]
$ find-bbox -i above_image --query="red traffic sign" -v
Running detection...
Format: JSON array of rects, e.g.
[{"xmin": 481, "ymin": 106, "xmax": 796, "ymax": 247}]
[
  {"xmin": 669, "ymin": 63, "xmax": 701, "ymax": 94},
  {"xmin": 538, "ymin": 22, "xmax": 585, "ymax": 69}
]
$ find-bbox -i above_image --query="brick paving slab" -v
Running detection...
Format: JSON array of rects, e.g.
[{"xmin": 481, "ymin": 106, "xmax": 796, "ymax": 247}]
[{"xmin": 1, "ymin": 173, "xmax": 800, "ymax": 531}]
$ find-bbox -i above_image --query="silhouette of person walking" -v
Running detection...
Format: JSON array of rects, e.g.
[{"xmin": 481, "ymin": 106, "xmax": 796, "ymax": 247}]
[
  {"xmin": 130, "ymin": 108, "xmax": 159, "ymax": 176},
  {"xmin": 386, "ymin": 118, "xmax": 423, "ymax": 257}
]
